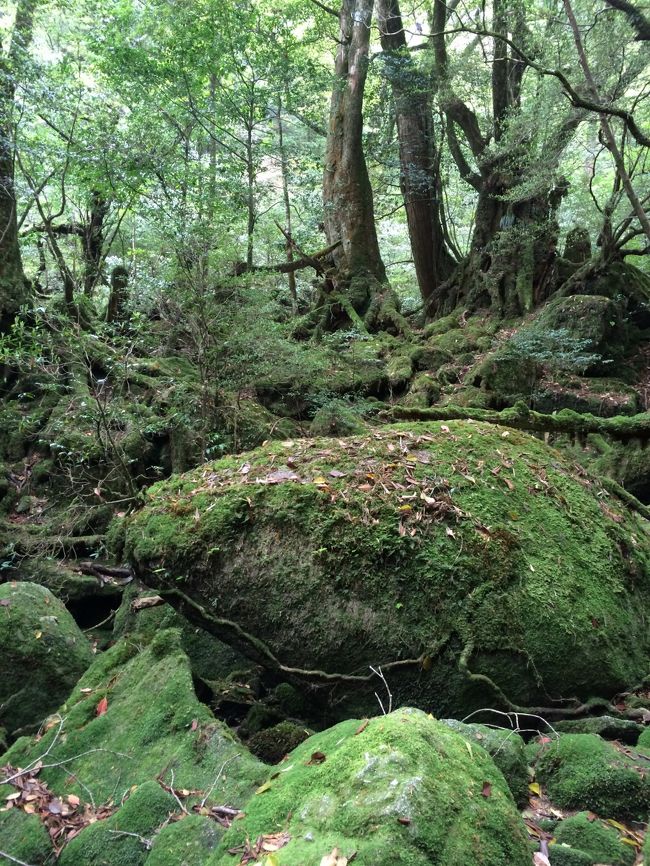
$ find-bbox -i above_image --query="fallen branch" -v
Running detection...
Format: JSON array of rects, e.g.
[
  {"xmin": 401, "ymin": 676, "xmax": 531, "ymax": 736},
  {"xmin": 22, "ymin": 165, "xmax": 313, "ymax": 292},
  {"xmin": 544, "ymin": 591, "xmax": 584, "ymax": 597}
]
[
  {"xmin": 388, "ymin": 402, "xmax": 650, "ymax": 443},
  {"xmin": 107, "ymin": 830, "xmax": 153, "ymax": 849},
  {"xmin": 76, "ymin": 561, "xmax": 133, "ymax": 580},
  {"xmin": 200, "ymin": 755, "xmax": 242, "ymax": 808},
  {"xmin": 233, "ymin": 240, "xmax": 341, "ymax": 276}
]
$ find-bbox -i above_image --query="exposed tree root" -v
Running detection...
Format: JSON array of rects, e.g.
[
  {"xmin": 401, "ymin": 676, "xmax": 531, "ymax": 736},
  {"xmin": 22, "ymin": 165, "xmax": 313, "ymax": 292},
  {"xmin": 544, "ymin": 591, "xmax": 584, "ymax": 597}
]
[
  {"xmin": 458, "ymin": 641, "xmax": 629, "ymax": 721},
  {"xmin": 158, "ymin": 587, "xmax": 446, "ymax": 687}
]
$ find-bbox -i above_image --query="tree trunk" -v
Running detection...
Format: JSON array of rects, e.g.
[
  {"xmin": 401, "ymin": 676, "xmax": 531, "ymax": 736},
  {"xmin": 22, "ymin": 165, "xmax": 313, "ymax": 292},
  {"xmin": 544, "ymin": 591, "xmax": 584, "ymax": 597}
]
[
  {"xmin": 83, "ymin": 191, "xmax": 109, "ymax": 296},
  {"xmin": 377, "ymin": 0, "xmax": 456, "ymax": 306},
  {"xmin": 322, "ymin": 0, "xmax": 390, "ymax": 320},
  {"xmin": 429, "ymin": 0, "xmax": 581, "ymax": 319},
  {"xmin": 0, "ymin": 0, "xmax": 38, "ymax": 331},
  {"xmin": 276, "ymin": 95, "xmax": 298, "ymax": 311},
  {"xmin": 106, "ymin": 265, "xmax": 129, "ymax": 324}
]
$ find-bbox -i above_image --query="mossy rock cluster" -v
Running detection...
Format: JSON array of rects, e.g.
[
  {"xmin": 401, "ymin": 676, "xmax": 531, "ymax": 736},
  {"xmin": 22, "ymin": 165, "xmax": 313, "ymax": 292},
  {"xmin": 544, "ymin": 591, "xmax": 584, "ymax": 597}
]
[
  {"xmin": 0, "ymin": 626, "xmax": 266, "ymax": 864},
  {"xmin": 122, "ymin": 421, "xmax": 650, "ymax": 720},
  {"xmin": 531, "ymin": 733, "xmax": 650, "ymax": 821},
  {"xmin": 550, "ymin": 812, "xmax": 636, "ymax": 866},
  {"xmin": 441, "ymin": 719, "xmax": 529, "ymax": 806},
  {"xmin": 210, "ymin": 707, "xmax": 532, "ymax": 866},
  {"xmin": 0, "ymin": 581, "xmax": 94, "ymax": 739}
]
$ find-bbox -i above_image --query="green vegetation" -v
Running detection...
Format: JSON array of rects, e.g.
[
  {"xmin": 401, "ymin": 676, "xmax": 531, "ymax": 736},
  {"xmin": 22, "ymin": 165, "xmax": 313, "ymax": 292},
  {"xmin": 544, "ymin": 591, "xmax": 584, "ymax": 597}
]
[
  {"xmin": 0, "ymin": 582, "xmax": 93, "ymax": 738},
  {"xmin": 532, "ymin": 734, "xmax": 650, "ymax": 820},
  {"xmin": 123, "ymin": 421, "xmax": 650, "ymax": 718},
  {"xmin": 211, "ymin": 708, "xmax": 531, "ymax": 866},
  {"xmin": 0, "ymin": 0, "xmax": 649, "ymax": 863}
]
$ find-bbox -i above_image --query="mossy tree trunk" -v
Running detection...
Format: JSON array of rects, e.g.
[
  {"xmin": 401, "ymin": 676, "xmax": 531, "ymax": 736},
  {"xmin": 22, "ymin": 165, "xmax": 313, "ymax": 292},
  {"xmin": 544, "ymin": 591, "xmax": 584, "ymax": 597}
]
[
  {"xmin": 320, "ymin": 0, "xmax": 406, "ymax": 333},
  {"xmin": 0, "ymin": 0, "xmax": 38, "ymax": 332},
  {"xmin": 83, "ymin": 191, "xmax": 110, "ymax": 296},
  {"xmin": 377, "ymin": 0, "xmax": 457, "ymax": 305},
  {"xmin": 429, "ymin": 0, "xmax": 581, "ymax": 320}
]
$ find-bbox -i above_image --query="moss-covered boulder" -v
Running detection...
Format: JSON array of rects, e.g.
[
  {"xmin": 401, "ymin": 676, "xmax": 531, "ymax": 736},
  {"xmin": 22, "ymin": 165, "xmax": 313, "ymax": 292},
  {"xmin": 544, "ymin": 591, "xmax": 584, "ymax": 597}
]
[
  {"xmin": 58, "ymin": 780, "xmax": 176, "ymax": 866},
  {"xmin": 532, "ymin": 734, "xmax": 650, "ymax": 820},
  {"xmin": 551, "ymin": 812, "xmax": 636, "ymax": 866},
  {"xmin": 248, "ymin": 720, "xmax": 311, "ymax": 764},
  {"xmin": 0, "ymin": 581, "xmax": 93, "ymax": 738},
  {"xmin": 1, "ymin": 628, "xmax": 265, "ymax": 808},
  {"xmin": 0, "ymin": 808, "xmax": 54, "ymax": 865},
  {"xmin": 209, "ymin": 707, "xmax": 531, "ymax": 866},
  {"xmin": 123, "ymin": 421, "xmax": 650, "ymax": 719},
  {"xmin": 554, "ymin": 716, "xmax": 642, "ymax": 746},
  {"xmin": 441, "ymin": 719, "xmax": 529, "ymax": 805},
  {"xmin": 146, "ymin": 814, "xmax": 223, "ymax": 866}
]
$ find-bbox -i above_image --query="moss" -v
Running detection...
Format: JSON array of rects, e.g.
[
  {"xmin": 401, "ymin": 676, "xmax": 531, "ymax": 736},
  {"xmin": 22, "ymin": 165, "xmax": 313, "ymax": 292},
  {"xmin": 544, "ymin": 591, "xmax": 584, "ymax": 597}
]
[
  {"xmin": 58, "ymin": 781, "xmax": 175, "ymax": 866},
  {"xmin": 0, "ymin": 808, "xmax": 54, "ymax": 865},
  {"xmin": 637, "ymin": 726, "xmax": 650, "ymax": 754},
  {"xmin": 423, "ymin": 311, "xmax": 461, "ymax": 337},
  {"xmin": 401, "ymin": 373, "xmax": 440, "ymax": 408},
  {"xmin": 441, "ymin": 720, "xmax": 528, "ymax": 805},
  {"xmin": 146, "ymin": 814, "xmax": 223, "ymax": 865},
  {"xmin": 0, "ymin": 582, "xmax": 93, "ymax": 739},
  {"xmin": 552, "ymin": 812, "xmax": 636, "ymax": 866},
  {"xmin": 534, "ymin": 734, "xmax": 650, "ymax": 820},
  {"xmin": 386, "ymin": 350, "xmax": 414, "ymax": 388},
  {"xmin": 533, "ymin": 378, "xmax": 641, "ymax": 418},
  {"xmin": 309, "ymin": 401, "xmax": 366, "ymax": 437},
  {"xmin": 555, "ymin": 716, "xmax": 642, "ymax": 746},
  {"xmin": 549, "ymin": 845, "xmax": 597, "ymax": 866},
  {"xmin": 248, "ymin": 721, "xmax": 311, "ymax": 764},
  {"xmin": 209, "ymin": 708, "xmax": 531, "ymax": 866},
  {"xmin": 1, "ymin": 629, "xmax": 266, "ymax": 809},
  {"xmin": 124, "ymin": 421, "xmax": 650, "ymax": 720},
  {"xmin": 112, "ymin": 587, "xmax": 247, "ymax": 682}
]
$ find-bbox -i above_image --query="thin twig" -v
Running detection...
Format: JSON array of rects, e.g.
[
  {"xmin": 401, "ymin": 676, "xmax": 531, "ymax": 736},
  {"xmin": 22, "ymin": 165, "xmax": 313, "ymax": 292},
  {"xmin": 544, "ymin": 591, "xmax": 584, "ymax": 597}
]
[
  {"xmin": 200, "ymin": 755, "xmax": 241, "ymax": 808},
  {"xmin": 0, "ymin": 852, "xmax": 37, "ymax": 866},
  {"xmin": 83, "ymin": 609, "xmax": 117, "ymax": 633},
  {"xmin": 0, "ymin": 716, "xmax": 65, "ymax": 785},
  {"xmin": 166, "ymin": 769, "xmax": 188, "ymax": 815},
  {"xmin": 107, "ymin": 830, "xmax": 153, "ymax": 849},
  {"xmin": 370, "ymin": 665, "xmax": 393, "ymax": 715}
]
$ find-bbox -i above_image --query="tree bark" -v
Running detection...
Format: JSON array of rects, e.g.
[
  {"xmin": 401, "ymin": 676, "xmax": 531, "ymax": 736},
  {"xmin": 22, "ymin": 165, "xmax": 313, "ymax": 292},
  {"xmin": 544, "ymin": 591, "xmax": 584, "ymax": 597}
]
[
  {"xmin": 276, "ymin": 95, "xmax": 298, "ymax": 311},
  {"xmin": 83, "ymin": 191, "xmax": 110, "ymax": 296},
  {"xmin": 322, "ymin": 0, "xmax": 387, "ymax": 313},
  {"xmin": 0, "ymin": 0, "xmax": 38, "ymax": 331},
  {"xmin": 377, "ymin": 0, "xmax": 456, "ymax": 307}
]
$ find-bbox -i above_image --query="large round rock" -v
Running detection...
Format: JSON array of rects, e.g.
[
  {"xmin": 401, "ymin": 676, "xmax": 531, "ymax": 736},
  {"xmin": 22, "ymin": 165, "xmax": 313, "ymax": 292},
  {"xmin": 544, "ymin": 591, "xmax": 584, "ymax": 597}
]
[
  {"xmin": 0, "ymin": 582, "xmax": 93, "ymax": 737},
  {"xmin": 124, "ymin": 421, "xmax": 650, "ymax": 716}
]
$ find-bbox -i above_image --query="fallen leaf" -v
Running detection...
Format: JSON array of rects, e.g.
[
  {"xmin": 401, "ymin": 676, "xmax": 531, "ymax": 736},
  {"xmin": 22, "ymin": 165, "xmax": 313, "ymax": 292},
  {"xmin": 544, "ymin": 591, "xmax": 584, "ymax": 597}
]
[
  {"xmin": 329, "ymin": 469, "xmax": 346, "ymax": 478},
  {"xmin": 0, "ymin": 599, "xmax": 10, "ymax": 607},
  {"xmin": 397, "ymin": 817, "xmax": 411, "ymax": 825},
  {"xmin": 255, "ymin": 781, "xmax": 272, "ymax": 794},
  {"xmin": 481, "ymin": 782, "xmax": 492, "ymax": 798},
  {"xmin": 191, "ymin": 719, "xmax": 198, "ymax": 731},
  {"xmin": 528, "ymin": 782, "xmax": 541, "ymax": 796},
  {"xmin": 320, "ymin": 848, "xmax": 348, "ymax": 866},
  {"xmin": 307, "ymin": 751, "xmax": 326, "ymax": 765},
  {"xmin": 34, "ymin": 631, "xmax": 42, "ymax": 639},
  {"xmin": 131, "ymin": 595, "xmax": 164, "ymax": 611},
  {"xmin": 95, "ymin": 697, "xmax": 108, "ymax": 717},
  {"xmin": 239, "ymin": 462, "xmax": 251, "ymax": 474},
  {"xmin": 354, "ymin": 720, "xmax": 369, "ymax": 736},
  {"xmin": 440, "ymin": 425, "xmax": 450, "ymax": 433}
]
